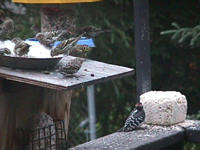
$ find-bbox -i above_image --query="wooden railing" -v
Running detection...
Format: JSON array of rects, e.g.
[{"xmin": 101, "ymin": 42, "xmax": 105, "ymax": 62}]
[{"xmin": 70, "ymin": 120, "xmax": 200, "ymax": 150}]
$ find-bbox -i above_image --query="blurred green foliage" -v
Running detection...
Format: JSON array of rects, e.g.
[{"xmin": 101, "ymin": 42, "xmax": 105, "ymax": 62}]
[
  {"xmin": 1, "ymin": 0, "xmax": 200, "ymax": 148},
  {"xmin": 161, "ymin": 23, "xmax": 200, "ymax": 48},
  {"xmin": 184, "ymin": 143, "xmax": 200, "ymax": 150}
]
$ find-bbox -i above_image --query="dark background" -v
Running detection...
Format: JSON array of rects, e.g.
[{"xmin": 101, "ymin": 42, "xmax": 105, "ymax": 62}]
[{"xmin": 0, "ymin": 0, "xmax": 200, "ymax": 149}]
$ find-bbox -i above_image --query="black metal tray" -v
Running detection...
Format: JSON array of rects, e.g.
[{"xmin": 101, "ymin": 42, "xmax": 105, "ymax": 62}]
[{"xmin": 0, "ymin": 55, "xmax": 62, "ymax": 70}]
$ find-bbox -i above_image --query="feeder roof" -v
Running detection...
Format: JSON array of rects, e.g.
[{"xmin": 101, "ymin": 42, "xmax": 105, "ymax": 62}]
[{"xmin": 12, "ymin": 0, "xmax": 103, "ymax": 4}]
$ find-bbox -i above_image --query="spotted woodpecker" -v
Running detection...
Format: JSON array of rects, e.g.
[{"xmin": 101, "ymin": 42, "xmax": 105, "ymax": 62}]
[{"xmin": 119, "ymin": 102, "xmax": 145, "ymax": 132}]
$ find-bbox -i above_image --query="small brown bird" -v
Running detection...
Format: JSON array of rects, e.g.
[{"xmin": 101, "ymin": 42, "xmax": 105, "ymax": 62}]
[
  {"xmin": 51, "ymin": 33, "xmax": 85, "ymax": 57},
  {"xmin": 69, "ymin": 45, "xmax": 92, "ymax": 58},
  {"xmin": 35, "ymin": 30, "xmax": 71, "ymax": 47},
  {"xmin": 77, "ymin": 26, "xmax": 110, "ymax": 38},
  {"xmin": 0, "ymin": 18, "xmax": 14, "ymax": 40},
  {"xmin": 35, "ymin": 33, "xmax": 51, "ymax": 47},
  {"xmin": 12, "ymin": 37, "xmax": 30, "ymax": 57},
  {"xmin": 0, "ymin": 48, "xmax": 11, "ymax": 55},
  {"xmin": 57, "ymin": 57, "xmax": 85, "ymax": 75},
  {"xmin": 56, "ymin": 30, "xmax": 72, "ymax": 41}
]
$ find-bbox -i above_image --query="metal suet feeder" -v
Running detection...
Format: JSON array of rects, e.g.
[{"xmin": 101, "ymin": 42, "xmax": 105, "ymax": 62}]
[
  {"xmin": 30, "ymin": 120, "xmax": 67, "ymax": 150},
  {"xmin": 17, "ymin": 120, "xmax": 67, "ymax": 150}
]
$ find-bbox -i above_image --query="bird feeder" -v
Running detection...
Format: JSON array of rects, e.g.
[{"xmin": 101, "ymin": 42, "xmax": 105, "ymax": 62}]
[
  {"xmin": 13, "ymin": 0, "xmax": 103, "ymax": 32},
  {"xmin": 0, "ymin": 0, "xmax": 104, "ymax": 149}
]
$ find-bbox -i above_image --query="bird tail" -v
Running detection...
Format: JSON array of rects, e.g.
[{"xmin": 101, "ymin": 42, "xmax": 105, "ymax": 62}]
[{"xmin": 116, "ymin": 127, "xmax": 124, "ymax": 132}]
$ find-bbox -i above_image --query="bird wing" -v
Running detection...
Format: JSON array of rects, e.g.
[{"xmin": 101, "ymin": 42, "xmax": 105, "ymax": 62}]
[{"xmin": 124, "ymin": 109, "xmax": 145, "ymax": 129}]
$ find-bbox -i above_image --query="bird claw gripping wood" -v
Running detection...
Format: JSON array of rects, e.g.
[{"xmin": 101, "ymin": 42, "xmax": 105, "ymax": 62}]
[{"xmin": 118, "ymin": 102, "xmax": 145, "ymax": 132}]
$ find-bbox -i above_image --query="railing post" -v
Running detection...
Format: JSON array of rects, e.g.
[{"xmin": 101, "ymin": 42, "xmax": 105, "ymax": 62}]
[{"xmin": 133, "ymin": 0, "xmax": 151, "ymax": 102}]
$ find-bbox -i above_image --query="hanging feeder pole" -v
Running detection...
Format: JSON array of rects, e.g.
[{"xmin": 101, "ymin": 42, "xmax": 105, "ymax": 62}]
[
  {"xmin": 133, "ymin": 0, "xmax": 151, "ymax": 102},
  {"xmin": 87, "ymin": 85, "xmax": 96, "ymax": 140}
]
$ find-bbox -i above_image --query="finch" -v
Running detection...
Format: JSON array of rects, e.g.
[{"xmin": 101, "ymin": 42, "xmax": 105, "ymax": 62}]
[
  {"xmin": 57, "ymin": 57, "xmax": 85, "ymax": 75},
  {"xmin": 0, "ymin": 18, "xmax": 14, "ymax": 40},
  {"xmin": 76, "ymin": 26, "xmax": 110, "ymax": 38},
  {"xmin": 50, "ymin": 33, "xmax": 85, "ymax": 57},
  {"xmin": 69, "ymin": 45, "xmax": 92, "ymax": 58},
  {"xmin": 35, "ymin": 30, "xmax": 71, "ymax": 47},
  {"xmin": 12, "ymin": 37, "xmax": 30, "ymax": 57}
]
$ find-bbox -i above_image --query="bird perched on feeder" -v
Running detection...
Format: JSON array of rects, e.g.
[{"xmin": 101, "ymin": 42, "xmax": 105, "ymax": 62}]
[
  {"xmin": 35, "ymin": 30, "xmax": 71, "ymax": 47},
  {"xmin": 69, "ymin": 45, "xmax": 92, "ymax": 58},
  {"xmin": 0, "ymin": 18, "xmax": 14, "ymax": 40},
  {"xmin": 57, "ymin": 57, "xmax": 85, "ymax": 76},
  {"xmin": 0, "ymin": 48, "xmax": 11, "ymax": 55},
  {"xmin": 35, "ymin": 32, "xmax": 54, "ymax": 47},
  {"xmin": 56, "ymin": 30, "xmax": 72, "ymax": 41},
  {"xmin": 76, "ymin": 26, "xmax": 110, "ymax": 38},
  {"xmin": 119, "ymin": 102, "xmax": 145, "ymax": 132},
  {"xmin": 12, "ymin": 37, "xmax": 30, "ymax": 57},
  {"xmin": 50, "ymin": 33, "xmax": 85, "ymax": 57}
]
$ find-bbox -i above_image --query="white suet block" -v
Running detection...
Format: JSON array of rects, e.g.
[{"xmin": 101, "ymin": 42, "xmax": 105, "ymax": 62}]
[{"xmin": 140, "ymin": 91, "xmax": 187, "ymax": 125}]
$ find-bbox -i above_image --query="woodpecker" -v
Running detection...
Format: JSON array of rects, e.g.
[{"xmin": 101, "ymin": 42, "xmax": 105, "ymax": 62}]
[
  {"xmin": 120, "ymin": 102, "xmax": 145, "ymax": 132},
  {"xmin": 12, "ymin": 37, "xmax": 30, "ymax": 57},
  {"xmin": 57, "ymin": 57, "xmax": 85, "ymax": 75}
]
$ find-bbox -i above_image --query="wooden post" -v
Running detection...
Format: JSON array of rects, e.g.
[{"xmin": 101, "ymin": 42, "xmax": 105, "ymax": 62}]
[
  {"xmin": 0, "ymin": 80, "xmax": 44, "ymax": 150},
  {"xmin": 133, "ymin": 0, "xmax": 151, "ymax": 102},
  {"xmin": 40, "ymin": 4, "xmax": 76, "ymax": 137}
]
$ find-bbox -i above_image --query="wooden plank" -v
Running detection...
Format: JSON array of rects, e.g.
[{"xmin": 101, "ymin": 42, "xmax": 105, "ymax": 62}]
[
  {"xmin": 70, "ymin": 125, "xmax": 184, "ymax": 150},
  {"xmin": 70, "ymin": 120, "xmax": 200, "ymax": 150},
  {"xmin": 0, "ymin": 56, "xmax": 134, "ymax": 90}
]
